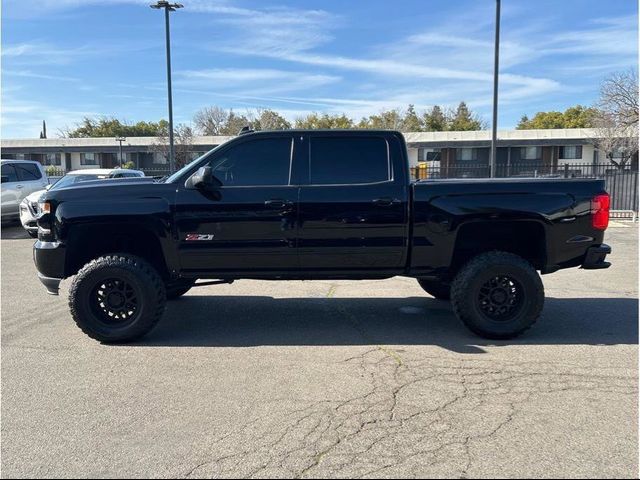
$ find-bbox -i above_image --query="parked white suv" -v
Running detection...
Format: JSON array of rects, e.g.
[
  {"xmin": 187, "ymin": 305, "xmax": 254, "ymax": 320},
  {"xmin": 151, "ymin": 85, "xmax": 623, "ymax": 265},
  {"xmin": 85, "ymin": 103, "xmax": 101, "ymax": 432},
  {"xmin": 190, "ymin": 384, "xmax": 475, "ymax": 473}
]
[
  {"xmin": 19, "ymin": 168, "xmax": 145, "ymax": 237},
  {"xmin": 1, "ymin": 160, "xmax": 49, "ymax": 223}
]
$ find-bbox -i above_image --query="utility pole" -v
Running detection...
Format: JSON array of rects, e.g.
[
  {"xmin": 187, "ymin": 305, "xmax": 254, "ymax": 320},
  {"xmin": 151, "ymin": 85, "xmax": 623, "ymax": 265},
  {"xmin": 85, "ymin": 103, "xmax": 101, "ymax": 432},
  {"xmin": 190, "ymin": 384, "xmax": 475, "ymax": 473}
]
[
  {"xmin": 116, "ymin": 137, "xmax": 126, "ymax": 167},
  {"xmin": 490, "ymin": 0, "xmax": 501, "ymax": 178},
  {"xmin": 150, "ymin": 1, "xmax": 183, "ymax": 174}
]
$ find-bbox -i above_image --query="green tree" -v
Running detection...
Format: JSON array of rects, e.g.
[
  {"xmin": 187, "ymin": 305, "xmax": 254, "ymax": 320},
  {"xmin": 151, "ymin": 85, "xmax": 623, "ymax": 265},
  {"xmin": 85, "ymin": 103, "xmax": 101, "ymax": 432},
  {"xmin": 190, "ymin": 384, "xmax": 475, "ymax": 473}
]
[
  {"xmin": 358, "ymin": 109, "xmax": 404, "ymax": 130},
  {"xmin": 422, "ymin": 105, "xmax": 448, "ymax": 131},
  {"xmin": 401, "ymin": 104, "xmax": 423, "ymax": 132},
  {"xmin": 517, "ymin": 105, "xmax": 597, "ymax": 129},
  {"xmin": 62, "ymin": 117, "xmax": 168, "ymax": 137},
  {"xmin": 294, "ymin": 113, "xmax": 354, "ymax": 129},
  {"xmin": 448, "ymin": 102, "xmax": 485, "ymax": 131},
  {"xmin": 250, "ymin": 109, "xmax": 291, "ymax": 130},
  {"xmin": 220, "ymin": 110, "xmax": 251, "ymax": 135}
]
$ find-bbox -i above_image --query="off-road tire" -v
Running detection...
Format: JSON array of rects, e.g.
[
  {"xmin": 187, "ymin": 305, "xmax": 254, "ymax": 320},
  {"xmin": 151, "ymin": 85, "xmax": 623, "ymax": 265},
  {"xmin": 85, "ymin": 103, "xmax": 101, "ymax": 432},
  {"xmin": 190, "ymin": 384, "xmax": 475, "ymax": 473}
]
[
  {"xmin": 417, "ymin": 278, "xmax": 450, "ymax": 300},
  {"xmin": 69, "ymin": 254, "xmax": 166, "ymax": 343},
  {"xmin": 450, "ymin": 251, "xmax": 544, "ymax": 339},
  {"xmin": 166, "ymin": 279, "xmax": 196, "ymax": 299}
]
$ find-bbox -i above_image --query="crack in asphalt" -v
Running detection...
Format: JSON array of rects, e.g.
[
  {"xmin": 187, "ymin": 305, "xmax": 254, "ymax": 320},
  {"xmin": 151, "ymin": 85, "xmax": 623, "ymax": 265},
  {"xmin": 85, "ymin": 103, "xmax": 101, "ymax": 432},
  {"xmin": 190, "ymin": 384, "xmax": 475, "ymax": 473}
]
[{"xmin": 179, "ymin": 286, "xmax": 637, "ymax": 478}]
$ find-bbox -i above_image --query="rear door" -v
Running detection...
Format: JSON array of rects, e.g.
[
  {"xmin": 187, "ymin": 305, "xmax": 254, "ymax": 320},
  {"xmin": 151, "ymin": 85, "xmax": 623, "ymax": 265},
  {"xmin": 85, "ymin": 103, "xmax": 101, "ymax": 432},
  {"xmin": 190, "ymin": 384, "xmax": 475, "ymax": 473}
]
[
  {"xmin": 297, "ymin": 133, "xmax": 409, "ymax": 273},
  {"xmin": 174, "ymin": 134, "xmax": 300, "ymax": 275}
]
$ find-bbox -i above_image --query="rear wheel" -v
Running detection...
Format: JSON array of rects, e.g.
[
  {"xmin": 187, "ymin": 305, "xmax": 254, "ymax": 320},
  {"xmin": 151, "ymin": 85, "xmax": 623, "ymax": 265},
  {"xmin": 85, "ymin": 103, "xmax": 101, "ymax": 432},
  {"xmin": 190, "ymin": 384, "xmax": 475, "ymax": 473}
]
[
  {"xmin": 69, "ymin": 254, "xmax": 166, "ymax": 343},
  {"xmin": 417, "ymin": 279, "xmax": 450, "ymax": 300},
  {"xmin": 450, "ymin": 251, "xmax": 544, "ymax": 339},
  {"xmin": 166, "ymin": 279, "xmax": 196, "ymax": 299}
]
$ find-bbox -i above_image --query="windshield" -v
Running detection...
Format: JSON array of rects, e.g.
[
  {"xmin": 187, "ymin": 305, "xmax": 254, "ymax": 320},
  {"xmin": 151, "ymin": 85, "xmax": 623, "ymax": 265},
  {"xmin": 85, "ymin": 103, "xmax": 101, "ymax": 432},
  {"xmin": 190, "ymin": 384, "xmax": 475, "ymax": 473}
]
[
  {"xmin": 163, "ymin": 147, "xmax": 221, "ymax": 184},
  {"xmin": 50, "ymin": 173, "xmax": 105, "ymax": 190}
]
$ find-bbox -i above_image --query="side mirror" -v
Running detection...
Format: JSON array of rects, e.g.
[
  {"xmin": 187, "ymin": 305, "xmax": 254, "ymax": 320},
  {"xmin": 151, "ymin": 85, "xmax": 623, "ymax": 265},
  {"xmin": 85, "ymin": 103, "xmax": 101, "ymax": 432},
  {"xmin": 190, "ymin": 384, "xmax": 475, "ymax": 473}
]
[{"xmin": 186, "ymin": 166, "xmax": 222, "ymax": 190}]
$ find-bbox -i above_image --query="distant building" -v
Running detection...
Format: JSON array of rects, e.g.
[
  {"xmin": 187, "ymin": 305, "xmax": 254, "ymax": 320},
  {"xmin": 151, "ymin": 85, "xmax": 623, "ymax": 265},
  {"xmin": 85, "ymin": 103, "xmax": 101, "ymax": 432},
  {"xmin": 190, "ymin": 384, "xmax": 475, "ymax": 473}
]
[{"xmin": 1, "ymin": 128, "xmax": 636, "ymax": 177}]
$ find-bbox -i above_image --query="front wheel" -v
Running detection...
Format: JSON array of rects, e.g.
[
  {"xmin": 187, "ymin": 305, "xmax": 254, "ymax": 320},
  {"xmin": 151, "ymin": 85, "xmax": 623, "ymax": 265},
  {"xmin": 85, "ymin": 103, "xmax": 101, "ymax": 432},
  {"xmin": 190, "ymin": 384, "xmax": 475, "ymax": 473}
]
[
  {"xmin": 450, "ymin": 251, "xmax": 544, "ymax": 339},
  {"xmin": 68, "ymin": 254, "xmax": 166, "ymax": 343}
]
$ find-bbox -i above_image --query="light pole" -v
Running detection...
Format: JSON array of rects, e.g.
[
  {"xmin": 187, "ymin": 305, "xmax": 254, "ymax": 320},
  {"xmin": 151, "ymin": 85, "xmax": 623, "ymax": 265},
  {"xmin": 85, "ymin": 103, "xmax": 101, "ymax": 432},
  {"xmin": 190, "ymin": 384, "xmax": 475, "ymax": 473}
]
[
  {"xmin": 490, "ymin": 0, "xmax": 501, "ymax": 178},
  {"xmin": 150, "ymin": 1, "xmax": 183, "ymax": 174},
  {"xmin": 115, "ymin": 136, "xmax": 126, "ymax": 168}
]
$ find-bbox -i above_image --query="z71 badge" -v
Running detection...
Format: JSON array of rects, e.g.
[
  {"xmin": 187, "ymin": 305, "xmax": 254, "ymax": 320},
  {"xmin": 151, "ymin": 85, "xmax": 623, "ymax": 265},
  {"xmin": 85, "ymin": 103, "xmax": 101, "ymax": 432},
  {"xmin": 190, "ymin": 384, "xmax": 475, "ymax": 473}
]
[{"xmin": 185, "ymin": 234, "xmax": 214, "ymax": 241}]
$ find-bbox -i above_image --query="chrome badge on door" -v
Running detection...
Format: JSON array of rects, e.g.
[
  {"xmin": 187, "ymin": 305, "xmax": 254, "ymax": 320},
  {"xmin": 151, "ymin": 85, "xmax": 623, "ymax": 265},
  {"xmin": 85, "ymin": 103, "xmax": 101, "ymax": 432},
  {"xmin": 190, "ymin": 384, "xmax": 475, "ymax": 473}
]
[{"xmin": 185, "ymin": 234, "xmax": 214, "ymax": 241}]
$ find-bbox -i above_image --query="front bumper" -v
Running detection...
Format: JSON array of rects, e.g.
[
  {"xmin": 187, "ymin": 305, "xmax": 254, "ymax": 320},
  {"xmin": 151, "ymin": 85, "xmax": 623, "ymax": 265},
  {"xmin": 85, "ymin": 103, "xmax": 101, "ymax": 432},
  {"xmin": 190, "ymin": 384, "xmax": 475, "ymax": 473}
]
[
  {"xmin": 38, "ymin": 273, "xmax": 61, "ymax": 295},
  {"xmin": 581, "ymin": 244, "xmax": 611, "ymax": 270},
  {"xmin": 19, "ymin": 204, "xmax": 38, "ymax": 232},
  {"xmin": 33, "ymin": 240, "xmax": 66, "ymax": 295}
]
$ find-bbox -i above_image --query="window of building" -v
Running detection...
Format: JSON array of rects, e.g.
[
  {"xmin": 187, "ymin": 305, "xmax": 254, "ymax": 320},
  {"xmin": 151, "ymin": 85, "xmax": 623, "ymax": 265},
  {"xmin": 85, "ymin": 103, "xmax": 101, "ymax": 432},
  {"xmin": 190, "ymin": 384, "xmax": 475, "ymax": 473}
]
[
  {"xmin": 559, "ymin": 146, "xmax": 582, "ymax": 159},
  {"xmin": 309, "ymin": 136, "xmax": 390, "ymax": 185},
  {"xmin": 456, "ymin": 148, "xmax": 477, "ymax": 162},
  {"xmin": 81, "ymin": 153, "xmax": 99, "ymax": 165},
  {"xmin": 209, "ymin": 137, "xmax": 293, "ymax": 186},
  {"xmin": 15, "ymin": 163, "xmax": 43, "ymax": 180},
  {"xmin": 521, "ymin": 147, "xmax": 541, "ymax": 160},
  {"xmin": 153, "ymin": 153, "xmax": 167, "ymax": 164},
  {"xmin": 44, "ymin": 153, "xmax": 61, "ymax": 166},
  {"xmin": 418, "ymin": 148, "xmax": 441, "ymax": 162}
]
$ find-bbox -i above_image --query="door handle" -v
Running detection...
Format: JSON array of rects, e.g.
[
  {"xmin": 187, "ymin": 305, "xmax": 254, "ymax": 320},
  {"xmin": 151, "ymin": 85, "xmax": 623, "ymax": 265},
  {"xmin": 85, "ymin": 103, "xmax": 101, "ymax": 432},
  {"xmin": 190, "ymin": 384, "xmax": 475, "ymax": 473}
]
[
  {"xmin": 16, "ymin": 185, "xmax": 24, "ymax": 189},
  {"xmin": 265, "ymin": 199, "xmax": 293, "ymax": 209},
  {"xmin": 372, "ymin": 197, "xmax": 399, "ymax": 206}
]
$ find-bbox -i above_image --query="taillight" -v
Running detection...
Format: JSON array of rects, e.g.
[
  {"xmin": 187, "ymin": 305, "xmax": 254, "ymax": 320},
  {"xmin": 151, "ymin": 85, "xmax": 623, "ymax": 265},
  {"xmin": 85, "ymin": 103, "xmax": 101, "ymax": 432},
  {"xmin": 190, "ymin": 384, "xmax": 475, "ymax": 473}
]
[{"xmin": 591, "ymin": 193, "xmax": 610, "ymax": 230}]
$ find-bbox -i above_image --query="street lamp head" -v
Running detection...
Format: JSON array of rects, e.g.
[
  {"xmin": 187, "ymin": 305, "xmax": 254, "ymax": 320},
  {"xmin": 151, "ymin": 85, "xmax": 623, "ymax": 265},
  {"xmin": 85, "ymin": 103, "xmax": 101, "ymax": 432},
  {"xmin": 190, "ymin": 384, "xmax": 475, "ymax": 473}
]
[{"xmin": 150, "ymin": 1, "xmax": 183, "ymax": 10}]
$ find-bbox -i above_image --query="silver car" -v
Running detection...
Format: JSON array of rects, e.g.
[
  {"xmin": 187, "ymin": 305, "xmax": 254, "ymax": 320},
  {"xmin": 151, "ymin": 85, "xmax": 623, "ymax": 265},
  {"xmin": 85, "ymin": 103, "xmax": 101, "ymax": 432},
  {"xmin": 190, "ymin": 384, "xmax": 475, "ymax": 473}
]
[
  {"xmin": 19, "ymin": 168, "xmax": 145, "ymax": 237},
  {"xmin": 1, "ymin": 160, "xmax": 49, "ymax": 225}
]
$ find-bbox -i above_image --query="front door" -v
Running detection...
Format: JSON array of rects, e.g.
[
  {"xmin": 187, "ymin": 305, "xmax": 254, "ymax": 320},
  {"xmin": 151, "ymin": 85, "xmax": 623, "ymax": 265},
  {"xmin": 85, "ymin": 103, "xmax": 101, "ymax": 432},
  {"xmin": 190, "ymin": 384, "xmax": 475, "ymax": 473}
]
[{"xmin": 175, "ymin": 134, "xmax": 299, "ymax": 275}]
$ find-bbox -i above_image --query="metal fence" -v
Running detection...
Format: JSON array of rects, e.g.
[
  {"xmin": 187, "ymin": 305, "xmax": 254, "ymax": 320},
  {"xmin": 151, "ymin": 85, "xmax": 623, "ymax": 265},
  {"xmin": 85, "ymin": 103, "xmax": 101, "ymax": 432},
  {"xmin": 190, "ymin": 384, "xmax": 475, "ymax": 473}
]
[{"xmin": 410, "ymin": 162, "xmax": 639, "ymax": 212}]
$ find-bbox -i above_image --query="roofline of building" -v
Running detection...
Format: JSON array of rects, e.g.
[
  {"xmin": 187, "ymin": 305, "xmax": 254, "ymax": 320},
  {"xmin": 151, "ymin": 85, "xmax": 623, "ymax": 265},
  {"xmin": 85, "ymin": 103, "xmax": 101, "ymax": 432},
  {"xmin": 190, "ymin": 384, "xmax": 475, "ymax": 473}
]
[{"xmin": 0, "ymin": 128, "xmax": 626, "ymax": 151}]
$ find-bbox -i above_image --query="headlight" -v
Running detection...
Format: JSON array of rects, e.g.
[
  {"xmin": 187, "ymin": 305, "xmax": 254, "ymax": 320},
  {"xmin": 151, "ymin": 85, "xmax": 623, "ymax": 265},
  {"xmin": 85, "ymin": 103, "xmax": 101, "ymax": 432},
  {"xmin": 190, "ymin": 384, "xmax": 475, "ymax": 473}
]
[{"xmin": 38, "ymin": 201, "xmax": 51, "ymax": 214}]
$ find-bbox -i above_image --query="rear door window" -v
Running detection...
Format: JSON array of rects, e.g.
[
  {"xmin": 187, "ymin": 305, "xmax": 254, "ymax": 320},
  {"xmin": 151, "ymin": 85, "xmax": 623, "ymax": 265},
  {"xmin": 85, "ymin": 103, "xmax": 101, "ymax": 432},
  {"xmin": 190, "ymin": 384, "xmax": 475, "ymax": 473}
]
[
  {"xmin": 16, "ymin": 163, "xmax": 42, "ymax": 181},
  {"xmin": 309, "ymin": 137, "xmax": 390, "ymax": 185}
]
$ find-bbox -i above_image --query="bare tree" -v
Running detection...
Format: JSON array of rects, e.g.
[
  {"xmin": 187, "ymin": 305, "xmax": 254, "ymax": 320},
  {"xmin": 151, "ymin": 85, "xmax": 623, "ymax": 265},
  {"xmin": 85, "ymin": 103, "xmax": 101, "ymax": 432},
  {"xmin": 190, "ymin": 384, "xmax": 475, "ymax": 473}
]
[
  {"xmin": 193, "ymin": 106, "xmax": 229, "ymax": 135},
  {"xmin": 151, "ymin": 123, "xmax": 194, "ymax": 169},
  {"xmin": 592, "ymin": 111, "xmax": 638, "ymax": 168},
  {"xmin": 598, "ymin": 69, "xmax": 639, "ymax": 128},
  {"xmin": 591, "ymin": 70, "xmax": 639, "ymax": 168}
]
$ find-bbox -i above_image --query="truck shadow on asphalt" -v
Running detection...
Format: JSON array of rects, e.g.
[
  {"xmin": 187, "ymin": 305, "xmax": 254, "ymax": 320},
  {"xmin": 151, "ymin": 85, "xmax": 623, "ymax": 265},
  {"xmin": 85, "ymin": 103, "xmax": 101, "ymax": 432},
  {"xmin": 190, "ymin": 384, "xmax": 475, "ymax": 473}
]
[
  {"xmin": 139, "ymin": 296, "xmax": 638, "ymax": 353},
  {"xmin": 0, "ymin": 224, "xmax": 30, "ymax": 240}
]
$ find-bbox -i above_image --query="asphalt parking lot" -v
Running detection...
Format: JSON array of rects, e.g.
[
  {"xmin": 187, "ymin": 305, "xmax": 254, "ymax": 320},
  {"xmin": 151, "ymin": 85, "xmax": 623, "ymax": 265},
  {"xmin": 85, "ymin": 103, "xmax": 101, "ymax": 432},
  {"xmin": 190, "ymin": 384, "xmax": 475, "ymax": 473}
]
[{"xmin": 1, "ymin": 223, "xmax": 638, "ymax": 478}]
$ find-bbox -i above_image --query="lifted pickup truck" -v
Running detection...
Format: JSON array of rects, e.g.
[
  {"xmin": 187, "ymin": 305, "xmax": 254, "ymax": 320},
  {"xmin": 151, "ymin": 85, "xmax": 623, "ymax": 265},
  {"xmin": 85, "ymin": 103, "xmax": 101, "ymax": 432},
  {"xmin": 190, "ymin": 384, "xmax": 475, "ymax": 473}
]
[{"xmin": 33, "ymin": 130, "xmax": 611, "ymax": 342}]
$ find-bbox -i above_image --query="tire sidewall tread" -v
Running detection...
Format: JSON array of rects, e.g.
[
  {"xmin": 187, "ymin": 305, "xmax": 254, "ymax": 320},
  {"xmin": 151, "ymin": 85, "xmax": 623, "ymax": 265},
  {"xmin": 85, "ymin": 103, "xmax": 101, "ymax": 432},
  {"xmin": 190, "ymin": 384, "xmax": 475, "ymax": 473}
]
[
  {"xmin": 68, "ymin": 254, "xmax": 166, "ymax": 343},
  {"xmin": 450, "ymin": 250, "xmax": 544, "ymax": 339}
]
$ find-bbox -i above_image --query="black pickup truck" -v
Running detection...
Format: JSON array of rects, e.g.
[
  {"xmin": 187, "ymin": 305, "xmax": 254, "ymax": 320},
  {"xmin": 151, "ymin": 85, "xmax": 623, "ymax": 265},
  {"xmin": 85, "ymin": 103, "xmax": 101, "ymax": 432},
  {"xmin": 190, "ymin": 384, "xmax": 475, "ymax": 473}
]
[{"xmin": 33, "ymin": 130, "xmax": 611, "ymax": 342}]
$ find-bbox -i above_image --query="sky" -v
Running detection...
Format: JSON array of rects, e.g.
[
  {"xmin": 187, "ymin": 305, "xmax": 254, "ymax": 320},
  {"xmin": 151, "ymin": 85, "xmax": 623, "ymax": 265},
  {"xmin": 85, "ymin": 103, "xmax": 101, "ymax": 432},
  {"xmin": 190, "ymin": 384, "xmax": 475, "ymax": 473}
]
[{"xmin": 2, "ymin": 0, "xmax": 638, "ymax": 138}]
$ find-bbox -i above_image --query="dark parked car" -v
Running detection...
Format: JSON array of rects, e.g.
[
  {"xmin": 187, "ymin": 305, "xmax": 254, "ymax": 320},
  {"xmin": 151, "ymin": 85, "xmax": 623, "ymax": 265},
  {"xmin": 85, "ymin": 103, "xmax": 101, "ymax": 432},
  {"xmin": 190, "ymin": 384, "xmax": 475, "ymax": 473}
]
[{"xmin": 33, "ymin": 130, "xmax": 611, "ymax": 342}]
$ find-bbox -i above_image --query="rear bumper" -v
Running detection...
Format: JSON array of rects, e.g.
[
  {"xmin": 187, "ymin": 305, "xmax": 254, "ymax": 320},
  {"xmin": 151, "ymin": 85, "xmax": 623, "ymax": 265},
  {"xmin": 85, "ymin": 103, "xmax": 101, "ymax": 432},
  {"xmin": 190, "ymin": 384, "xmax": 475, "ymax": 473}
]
[
  {"xmin": 33, "ymin": 240, "xmax": 66, "ymax": 294},
  {"xmin": 581, "ymin": 244, "xmax": 611, "ymax": 270}
]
